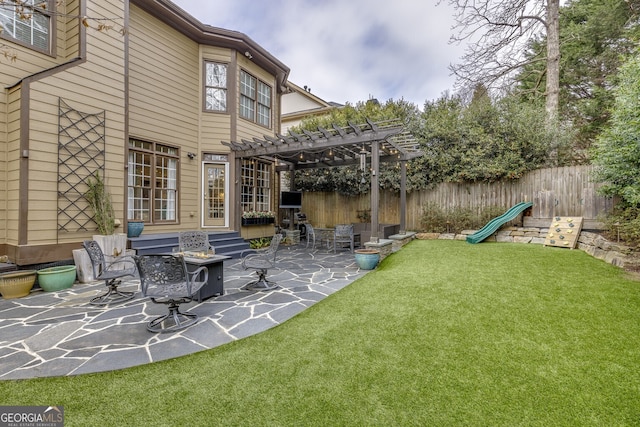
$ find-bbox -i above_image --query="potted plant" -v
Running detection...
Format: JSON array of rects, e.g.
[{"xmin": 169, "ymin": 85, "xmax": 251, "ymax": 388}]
[
  {"xmin": 85, "ymin": 172, "xmax": 126, "ymax": 249},
  {"xmin": 242, "ymin": 211, "xmax": 275, "ymax": 226},
  {"xmin": 85, "ymin": 171, "xmax": 115, "ymax": 236},
  {"xmin": 81, "ymin": 172, "xmax": 128, "ymax": 276},
  {"xmin": 354, "ymin": 248, "xmax": 380, "ymax": 270}
]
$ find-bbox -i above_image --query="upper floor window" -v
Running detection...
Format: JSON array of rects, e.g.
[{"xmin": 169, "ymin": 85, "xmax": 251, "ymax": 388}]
[
  {"xmin": 204, "ymin": 61, "xmax": 227, "ymax": 112},
  {"xmin": 240, "ymin": 70, "xmax": 272, "ymax": 127},
  {"xmin": 0, "ymin": 0, "xmax": 51, "ymax": 52}
]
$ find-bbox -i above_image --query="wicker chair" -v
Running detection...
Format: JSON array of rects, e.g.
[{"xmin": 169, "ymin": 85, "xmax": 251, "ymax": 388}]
[
  {"xmin": 134, "ymin": 254, "xmax": 208, "ymax": 333},
  {"xmin": 83, "ymin": 240, "xmax": 137, "ymax": 306},
  {"xmin": 240, "ymin": 234, "xmax": 283, "ymax": 291}
]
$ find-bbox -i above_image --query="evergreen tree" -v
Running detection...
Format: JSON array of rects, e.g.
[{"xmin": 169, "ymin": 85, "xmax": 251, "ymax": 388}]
[{"xmin": 592, "ymin": 53, "xmax": 640, "ymax": 206}]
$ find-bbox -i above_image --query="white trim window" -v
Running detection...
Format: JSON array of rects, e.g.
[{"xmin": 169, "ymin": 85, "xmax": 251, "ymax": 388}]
[
  {"xmin": 241, "ymin": 159, "xmax": 271, "ymax": 212},
  {"xmin": 204, "ymin": 61, "xmax": 227, "ymax": 112},
  {"xmin": 240, "ymin": 70, "xmax": 272, "ymax": 127},
  {"xmin": 128, "ymin": 139, "xmax": 179, "ymax": 223},
  {"xmin": 0, "ymin": 0, "xmax": 51, "ymax": 52}
]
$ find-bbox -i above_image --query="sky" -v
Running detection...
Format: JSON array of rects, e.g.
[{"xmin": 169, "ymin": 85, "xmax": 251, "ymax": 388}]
[{"xmin": 170, "ymin": 0, "xmax": 467, "ymax": 108}]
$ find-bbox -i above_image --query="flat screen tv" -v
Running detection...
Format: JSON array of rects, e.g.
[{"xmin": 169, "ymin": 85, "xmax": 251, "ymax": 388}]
[{"xmin": 280, "ymin": 191, "xmax": 302, "ymax": 209}]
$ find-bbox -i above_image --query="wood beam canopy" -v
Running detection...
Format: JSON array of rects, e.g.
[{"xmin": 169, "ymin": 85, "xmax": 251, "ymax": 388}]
[
  {"xmin": 221, "ymin": 118, "xmax": 422, "ymax": 170},
  {"xmin": 222, "ymin": 118, "xmax": 423, "ymax": 242}
]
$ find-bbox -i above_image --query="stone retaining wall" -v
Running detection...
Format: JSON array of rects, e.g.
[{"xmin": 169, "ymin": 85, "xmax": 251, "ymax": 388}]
[{"xmin": 416, "ymin": 227, "xmax": 640, "ymax": 271}]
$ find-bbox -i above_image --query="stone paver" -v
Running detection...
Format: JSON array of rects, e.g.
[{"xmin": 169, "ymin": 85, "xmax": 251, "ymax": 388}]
[{"xmin": 0, "ymin": 246, "xmax": 367, "ymax": 379}]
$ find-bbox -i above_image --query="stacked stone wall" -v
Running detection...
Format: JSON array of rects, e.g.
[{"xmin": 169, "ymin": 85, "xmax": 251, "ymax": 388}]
[{"xmin": 416, "ymin": 227, "xmax": 640, "ymax": 271}]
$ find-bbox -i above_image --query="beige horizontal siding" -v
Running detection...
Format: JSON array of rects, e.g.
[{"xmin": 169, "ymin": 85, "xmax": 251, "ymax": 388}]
[
  {"xmin": 128, "ymin": 5, "xmax": 200, "ymax": 146},
  {"xmin": 14, "ymin": 0, "xmax": 127, "ymax": 246}
]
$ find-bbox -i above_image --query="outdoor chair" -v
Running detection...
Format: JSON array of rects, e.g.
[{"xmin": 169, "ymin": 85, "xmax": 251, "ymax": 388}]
[
  {"xmin": 305, "ymin": 223, "xmax": 318, "ymax": 249},
  {"xmin": 240, "ymin": 233, "xmax": 283, "ymax": 291},
  {"xmin": 334, "ymin": 224, "xmax": 355, "ymax": 252},
  {"xmin": 177, "ymin": 230, "xmax": 214, "ymax": 254},
  {"xmin": 134, "ymin": 254, "xmax": 208, "ymax": 333},
  {"xmin": 83, "ymin": 240, "xmax": 137, "ymax": 306}
]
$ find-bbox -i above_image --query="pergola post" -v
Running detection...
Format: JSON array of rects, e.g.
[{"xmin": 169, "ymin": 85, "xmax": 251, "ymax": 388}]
[
  {"xmin": 370, "ymin": 140, "xmax": 380, "ymax": 243},
  {"xmin": 233, "ymin": 156, "xmax": 242, "ymax": 231},
  {"xmin": 288, "ymin": 165, "xmax": 295, "ymax": 230},
  {"xmin": 399, "ymin": 159, "xmax": 407, "ymax": 235}
]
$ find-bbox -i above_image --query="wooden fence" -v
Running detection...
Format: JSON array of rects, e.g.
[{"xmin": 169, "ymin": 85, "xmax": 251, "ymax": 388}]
[{"xmin": 298, "ymin": 165, "xmax": 614, "ymax": 231}]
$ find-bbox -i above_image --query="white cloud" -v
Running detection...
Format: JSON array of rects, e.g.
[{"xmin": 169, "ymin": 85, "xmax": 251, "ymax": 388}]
[{"xmin": 171, "ymin": 0, "xmax": 466, "ymax": 108}]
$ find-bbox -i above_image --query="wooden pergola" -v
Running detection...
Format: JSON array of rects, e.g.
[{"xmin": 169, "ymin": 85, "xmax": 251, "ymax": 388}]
[{"xmin": 222, "ymin": 119, "xmax": 423, "ymax": 243}]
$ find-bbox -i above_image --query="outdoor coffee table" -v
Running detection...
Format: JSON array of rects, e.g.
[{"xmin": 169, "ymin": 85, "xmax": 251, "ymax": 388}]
[{"xmin": 181, "ymin": 253, "xmax": 231, "ymax": 302}]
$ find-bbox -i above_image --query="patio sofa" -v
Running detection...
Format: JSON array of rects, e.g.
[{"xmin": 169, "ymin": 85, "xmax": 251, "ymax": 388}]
[{"xmin": 353, "ymin": 223, "xmax": 400, "ymax": 244}]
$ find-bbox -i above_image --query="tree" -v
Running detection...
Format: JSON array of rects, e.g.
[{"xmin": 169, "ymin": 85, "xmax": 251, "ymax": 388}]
[
  {"xmin": 292, "ymin": 93, "xmax": 571, "ymax": 195},
  {"xmin": 592, "ymin": 53, "xmax": 640, "ymax": 207},
  {"xmin": 444, "ymin": 0, "xmax": 560, "ymax": 120},
  {"xmin": 414, "ymin": 92, "xmax": 571, "ymax": 184},
  {"xmin": 516, "ymin": 0, "xmax": 640, "ymax": 160},
  {"xmin": 292, "ymin": 99, "xmax": 421, "ymax": 196}
]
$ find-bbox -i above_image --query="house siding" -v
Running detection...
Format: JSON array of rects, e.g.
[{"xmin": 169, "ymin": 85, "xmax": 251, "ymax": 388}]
[
  {"xmin": 0, "ymin": 0, "xmax": 126, "ymax": 263},
  {"xmin": 0, "ymin": 0, "xmax": 288, "ymax": 265},
  {"xmin": 129, "ymin": 4, "xmax": 202, "ymax": 232}
]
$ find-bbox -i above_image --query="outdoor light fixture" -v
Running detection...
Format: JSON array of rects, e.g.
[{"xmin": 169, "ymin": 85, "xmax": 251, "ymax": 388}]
[
  {"xmin": 244, "ymin": 51, "xmax": 253, "ymax": 59},
  {"xmin": 187, "ymin": 152, "xmax": 196, "ymax": 160}
]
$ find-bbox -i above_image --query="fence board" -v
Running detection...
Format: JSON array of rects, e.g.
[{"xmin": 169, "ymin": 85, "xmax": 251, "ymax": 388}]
[{"xmin": 297, "ymin": 165, "xmax": 613, "ymax": 231}]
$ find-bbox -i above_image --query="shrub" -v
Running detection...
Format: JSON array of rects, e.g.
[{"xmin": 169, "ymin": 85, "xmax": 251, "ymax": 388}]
[
  {"xmin": 420, "ymin": 203, "xmax": 507, "ymax": 234},
  {"xmin": 249, "ymin": 237, "xmax": 272, "ymax": 249},
  {"xmin": 600, "ymin": 206, "xmax": 640, "ymax": 247}
]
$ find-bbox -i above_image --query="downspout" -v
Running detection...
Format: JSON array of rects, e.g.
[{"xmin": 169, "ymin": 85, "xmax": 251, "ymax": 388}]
[{"xmin": 123, "ymin": 0, "xmax": 130, "ymax": 232}]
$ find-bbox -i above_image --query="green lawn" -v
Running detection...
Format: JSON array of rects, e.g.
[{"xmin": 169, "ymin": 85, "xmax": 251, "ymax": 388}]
[{"xmin": 2, "ymin": 240, "xmax": 640, "ymax": 426}]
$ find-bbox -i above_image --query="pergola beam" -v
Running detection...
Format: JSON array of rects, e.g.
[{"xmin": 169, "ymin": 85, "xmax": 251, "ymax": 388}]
[{"xmin": 223, "ymin": 119, "xmax": 423, "ymax": 241}]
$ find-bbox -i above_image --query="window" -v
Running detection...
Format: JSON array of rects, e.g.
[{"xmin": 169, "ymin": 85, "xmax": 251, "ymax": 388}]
[
  {"xmin": 239, "ymin": 70, "xmax": 272, "ymax": 127},
  {"xmin": 204, "ymin": 62, "xmax": 227, "ymax": 112},
  {"xmin": 128, "ymin": 139, "xmax": 178, "ymax": 223},
  {"xmin": 0, "ymin": 0, "xmax": 51, "ymax": 52},
  {"xmin": 241, "ymin": 159, "xmax": 271, "ymax": 212}
]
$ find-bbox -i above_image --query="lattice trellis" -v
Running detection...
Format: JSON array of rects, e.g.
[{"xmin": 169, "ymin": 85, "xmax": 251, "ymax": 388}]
[{"xmin": 57, "ymin": 98, "xmax": 106, "ymax": 233}]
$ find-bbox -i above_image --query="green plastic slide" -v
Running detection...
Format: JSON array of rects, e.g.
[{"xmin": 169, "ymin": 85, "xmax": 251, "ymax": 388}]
[{"xmin": 466, "ymin": 202, "xmax": 534, "ymax": 244}]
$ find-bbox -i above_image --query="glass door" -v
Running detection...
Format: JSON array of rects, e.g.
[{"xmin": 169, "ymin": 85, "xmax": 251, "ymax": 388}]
[{"xmin": 203, "ymin": 162, "xmax": 228, "ymax": 227}]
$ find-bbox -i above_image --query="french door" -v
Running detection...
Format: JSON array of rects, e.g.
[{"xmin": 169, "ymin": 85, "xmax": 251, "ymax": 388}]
[{"xmin": 203, "ymin": 162, "xmax": 228, "ymax": 227}]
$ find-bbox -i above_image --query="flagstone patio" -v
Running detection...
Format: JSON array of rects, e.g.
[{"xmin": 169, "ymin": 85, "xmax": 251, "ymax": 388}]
[{"xmin": 0, "ymin": 246, "xmax": 367, "ymax": 380}]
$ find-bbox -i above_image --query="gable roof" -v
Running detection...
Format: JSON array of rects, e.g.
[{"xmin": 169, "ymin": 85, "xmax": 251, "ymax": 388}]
[{"xmin": 131, "ymin": 0, "xmax": 290, "ymax": 92}]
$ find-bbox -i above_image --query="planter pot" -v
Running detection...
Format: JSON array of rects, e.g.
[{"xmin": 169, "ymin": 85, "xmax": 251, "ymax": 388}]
[
  {"xmin": 73, "ymin": 249, "xmax": 94, "ymax": 283},
  {"xmin": 127, "ymin": 221, "xmax": 144, "ymax": 238},
  {"xmin": 94, "ymin": 233, "xmax": 128, "ymax": 258},
  {"xmin": 0, "ymin": 270, "xmax": 36, "ymax": 299},
  {"xmin": 37, "ymin": 265, "xmax": 77, "ymax": 292},
  {"xmin": 242, "ymin": 217, "xmax": 275, "ymax": 226},
  {"xmin": 354, "ymin": 249, "xmax": 380, "ymax": 270}
]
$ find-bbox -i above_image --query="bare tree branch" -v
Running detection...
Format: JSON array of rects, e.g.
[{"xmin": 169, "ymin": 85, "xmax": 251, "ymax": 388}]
[{"xmin": 443, "ymin": 0, "xmax": 560, "ymax": 120}]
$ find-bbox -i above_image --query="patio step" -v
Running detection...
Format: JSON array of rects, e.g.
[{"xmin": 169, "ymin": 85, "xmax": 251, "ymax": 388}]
[{"xmin": 128, "ymin": 231, "xmax": 250, "ymax": 259}]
